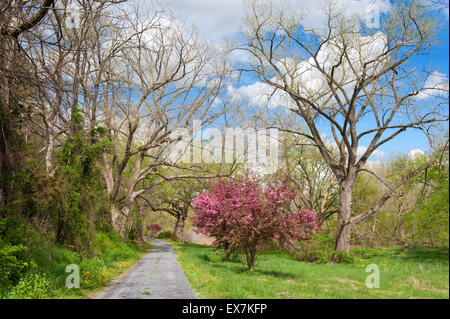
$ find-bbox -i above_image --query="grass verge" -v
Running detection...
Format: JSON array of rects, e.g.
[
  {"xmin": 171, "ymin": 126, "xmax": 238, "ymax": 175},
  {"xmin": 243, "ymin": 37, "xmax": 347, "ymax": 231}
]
[{"xmin": 172, "ymin": 242, "xmax": 449, "ymax": 299}]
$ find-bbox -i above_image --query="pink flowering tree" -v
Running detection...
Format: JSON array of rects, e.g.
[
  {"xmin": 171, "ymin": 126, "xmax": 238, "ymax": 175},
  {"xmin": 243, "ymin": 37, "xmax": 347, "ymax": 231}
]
[
  {"xmin": 192, "ymin": 173, "xmax": 321, "ymax": 270},
  {"xmin": 146, "ymin": 223, "xmax": 162, "ymax": 238}
]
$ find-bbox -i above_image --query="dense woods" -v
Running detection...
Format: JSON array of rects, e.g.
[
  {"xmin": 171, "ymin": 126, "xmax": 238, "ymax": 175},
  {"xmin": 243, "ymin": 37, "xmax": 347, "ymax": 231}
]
[{"xmin": 0, "ymin": 0, "xmax": 448, "ymax": 299}]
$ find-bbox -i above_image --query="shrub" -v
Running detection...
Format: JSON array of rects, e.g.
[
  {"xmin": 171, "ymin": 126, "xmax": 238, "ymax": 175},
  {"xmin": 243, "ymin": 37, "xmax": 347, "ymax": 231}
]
[
  {"xmin": 333, "ymin": 250, "xmax": 355, "ymax": 264},
  {"xmin": 192, "ymin": 172, "xmax": 321, "ymax": 270},
  {"xmin": 7, "ymin": 273, "xmax": 54, "ymax": 299},
  {"xmin": 292, "ymin": 232, "xmax": 334, "ymax": 263},
  {"xmin": 157, "ymin": 231, "xmax": 172, "ymax": 239},
  {"xmin": 0, "ymin": 217, "xmax": 36, "ymax": 246},
  {"xmin": 146, "ymin": 224, "xmax": 162, "ymax": 231},
  {"xmin": 79, "ymin": 257, "xmax": 108, "ymax": 289},
  {"xmin": 146, "ymin": 224, "xmax": 162, "ymax": 238},
  {"xmin": 48, "ymin": 245, "xmax": 82, "ymax": 265},
  {"xmin": 292, "ymin": 232, "xmax": 355, "ymax": 264},
  {"xmin": 31, "ymin": 123, "xmax": 109, "ymax": 253},
  {"xmin": 0, "ymin": 244, "xmax": 29, "ymax": 289},
  {"xmin": 0, "ymin": 217, "xmax": 36, "ymax": 289},
  {"xmin": 93, "ymin": 231, "xmax": 139, "ymax": 263}
]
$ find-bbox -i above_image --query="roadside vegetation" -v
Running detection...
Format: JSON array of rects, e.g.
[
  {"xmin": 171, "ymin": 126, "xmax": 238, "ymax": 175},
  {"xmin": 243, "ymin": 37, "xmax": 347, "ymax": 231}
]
[{"xmin": 0, "ymin": 223, "xmax": 152, "ymax": 299}]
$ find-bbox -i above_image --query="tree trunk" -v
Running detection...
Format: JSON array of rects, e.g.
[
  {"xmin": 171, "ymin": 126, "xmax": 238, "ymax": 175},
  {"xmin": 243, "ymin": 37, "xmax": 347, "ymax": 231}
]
[
  {"xmin": 110, "ymin": 190, "xmax": 138, "ymax": 241},
  {"xmin": 110, "ymin": 201, "xmax": 126, "ymax": 239},
  {"xmin": 121, "ymin": 204, "xmax": 133, "ymax": 240},
  {"xmin": 45, "ymin": 128, "xmax": 55, "ymax": 176},
  {"xmin": 0, "ymin": 36, "xmax": 15, "ymax": 207},
  {"xmin": 222, "ymin": 241, "xmax": 232, "ymax": 261},
  {"xmin": 245, "ymin": 247, "xmax": 257, "ymax": 271},
  {"xmin": 172, "ymin": 213, "xmax": 186, "ymax": 242},
  {"xmin": 136, "ymin": 209, "xmax": 144, "ymax": 242},
  {"xmin": 334, "ymin": 178, "xmax": 355, "ymax": 252}
]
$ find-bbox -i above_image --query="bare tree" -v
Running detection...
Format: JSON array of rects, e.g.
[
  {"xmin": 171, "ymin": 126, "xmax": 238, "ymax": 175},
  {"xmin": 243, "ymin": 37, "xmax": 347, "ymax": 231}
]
[
  {"xmin": 279, "ymin": 131, "xmax": 338, "ymax": 223},
  {"xmin": 239, "ymin": 0, "xmax": 449, "ymax": 251},
  {"xmin": 22, "ymin": 0, "xmax": 144, "ymax": 175},
  {"xmin": 96, "ymin": 6, "xmax": 229, "ymax": 238},
  {"xmin": 16, "ymin": 0, "xmax": 232, "ymax": 238},
  {"xmin": 0, "ymin": 0, "xmax": 54, "ymax": 205}
]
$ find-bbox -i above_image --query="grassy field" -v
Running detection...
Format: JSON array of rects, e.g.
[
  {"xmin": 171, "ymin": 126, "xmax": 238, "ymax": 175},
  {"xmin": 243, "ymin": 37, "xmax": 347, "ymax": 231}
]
[{"xmin": 172, "ymin": 242, "xmax": 449, "ymax": 299}]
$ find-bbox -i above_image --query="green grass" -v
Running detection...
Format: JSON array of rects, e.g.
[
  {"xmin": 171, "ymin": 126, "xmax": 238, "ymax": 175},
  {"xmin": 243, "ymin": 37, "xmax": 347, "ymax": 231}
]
[
  {"xmin": 172, "ymin": 242, "xmax": 449, "ymax": 299},
  {"xmin": 2, "ymin": 232, "xmax": 153, "ymax": 299}
]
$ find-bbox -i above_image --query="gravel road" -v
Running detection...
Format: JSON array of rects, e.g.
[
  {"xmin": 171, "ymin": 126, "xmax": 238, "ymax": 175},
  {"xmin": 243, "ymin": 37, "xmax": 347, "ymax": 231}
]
[{"xmin": 95, "ymin": 239, "xmax": 197, "ymax": 299}]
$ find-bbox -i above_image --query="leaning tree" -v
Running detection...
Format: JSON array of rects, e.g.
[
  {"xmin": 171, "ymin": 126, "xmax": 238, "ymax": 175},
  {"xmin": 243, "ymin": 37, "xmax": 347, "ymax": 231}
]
[{"xmin": 139, "ymin": 179, "xmax": 196, "ymax": 242}]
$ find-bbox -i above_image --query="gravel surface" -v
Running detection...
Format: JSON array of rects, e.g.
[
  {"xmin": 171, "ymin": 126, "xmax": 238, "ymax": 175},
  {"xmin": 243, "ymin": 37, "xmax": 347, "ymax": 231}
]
[{"xmin": 95, "ymin": 239, "xmax": 197, "ymax": 299}]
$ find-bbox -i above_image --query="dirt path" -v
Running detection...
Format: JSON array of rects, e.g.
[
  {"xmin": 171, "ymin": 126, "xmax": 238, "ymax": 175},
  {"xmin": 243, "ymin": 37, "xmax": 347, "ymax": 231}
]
[{"xmin": 95, "ymin": 239, "xmax": 197, "ymax": 299}]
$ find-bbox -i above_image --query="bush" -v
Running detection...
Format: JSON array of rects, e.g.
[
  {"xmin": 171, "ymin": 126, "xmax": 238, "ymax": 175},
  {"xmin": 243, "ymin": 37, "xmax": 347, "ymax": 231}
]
[
  {"xmin": 146, "ymin": 224, "xmax": 162, "ymax": 238},
  {"xmin": 127, "ymin": 228, "xmax": 140, "ymax": 241},
  {"xmin": 146, "ymin": 224, "xmax": 162, "ymax": 231},
  {"xmin": 7, "ymin": 272, "xmax": 54, "ymax": 299},
  {"xmin": 93, "ymin": 232, "xmax": 117, "ymax": 255},
  {"xmin": 192, "ymin": 173, "xmax": 321, "ymax": 270},
  {"xmin": 0, "ymin": 217, "xmax": 36, "ymax": 246},
  {"xmin": 291, "ymin": 232, "xmax": 353, "ymax": 264},
  {"xmin": 157, "ymin": 231, "xmax": 172, "ymax": 239},
  {"xmin": 94, "ymin": 231, "xmax": 139, "ymax": 263},
  {"xmin": 79, "ymin": 257, "xmax": 108, "ymax": 289},
  {"xmin": 0, "ymin": 244, "xmax": 29, "ymax": 289},
  {"xmin": 332, "ymin": 250, "xmax": 355, "ymax": 264},
  {"xmin": 291, "ymin": 233, "xmax": 334, "ymax": 264},
  {"xmin": 0, "ymin": 217, "xmax": 36, "ymax": 289},
  {"xmin": 49, "ymin": 245, "xmax": 82, "ymax": 265}
]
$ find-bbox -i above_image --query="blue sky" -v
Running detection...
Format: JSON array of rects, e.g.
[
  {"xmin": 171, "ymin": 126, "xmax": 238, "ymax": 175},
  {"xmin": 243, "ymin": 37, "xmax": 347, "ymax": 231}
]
[
  {"xmin": 391, "ymin": 9, "xmax": 449, "ymax": 156},
  {"xmin": 159, "ymin": 0, "xmax": 449, "ymax": 160}
]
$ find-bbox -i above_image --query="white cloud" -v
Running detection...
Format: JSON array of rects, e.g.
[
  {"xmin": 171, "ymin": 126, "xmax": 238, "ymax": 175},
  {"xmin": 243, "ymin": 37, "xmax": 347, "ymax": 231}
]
[
  {"xmin": 285, "ymin": 0, "xmax": 391, "ymax": 34},
  {"xmin": 158, "ymin": 0, "xmax": 246, "ymax": 40},
  {"xmin": 156, "ymin": 0, "xmax": 392, "ymax": 79},
  {"xmin": 228, "ymin": 31, "xmax": 388, "ymax": 110},
  {"xmin": 416, "ymin": 71, "xmax": 449, "ymax": 100},
  {"xmin": 158, "ymin": 0, "xmax": 391, "ymax": 40},
  {"xmin": 227, "ymin": 83, "xmax": 295, "ymax": 109},
  {"xmin": 365, "ymin": 160, "xmax": 382, "ymax": 169},
  {"xmin": 372, "ymin": 149, "xmax": 385, "ymax": 159},
  {"xmin": 356, "ymin": 146, "xmax": 367, "ymax": 157},
  {"xmin": 408, "ymin": 149, "xmax": 426, "ymax": 160},
  {"xmin": 357, "ymin": 146, "xmax": 384, "ymax": 159}
]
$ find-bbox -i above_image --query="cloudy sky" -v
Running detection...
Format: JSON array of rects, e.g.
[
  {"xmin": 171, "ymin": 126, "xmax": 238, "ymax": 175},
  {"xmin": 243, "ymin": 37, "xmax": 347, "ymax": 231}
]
[
  {"xmin": 159, "ymin": 0, "xmax": 392, "ymax": 39},
  {"xmin": 157, "ymin": 0, "xmax": 449, "ymax": 160}
]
